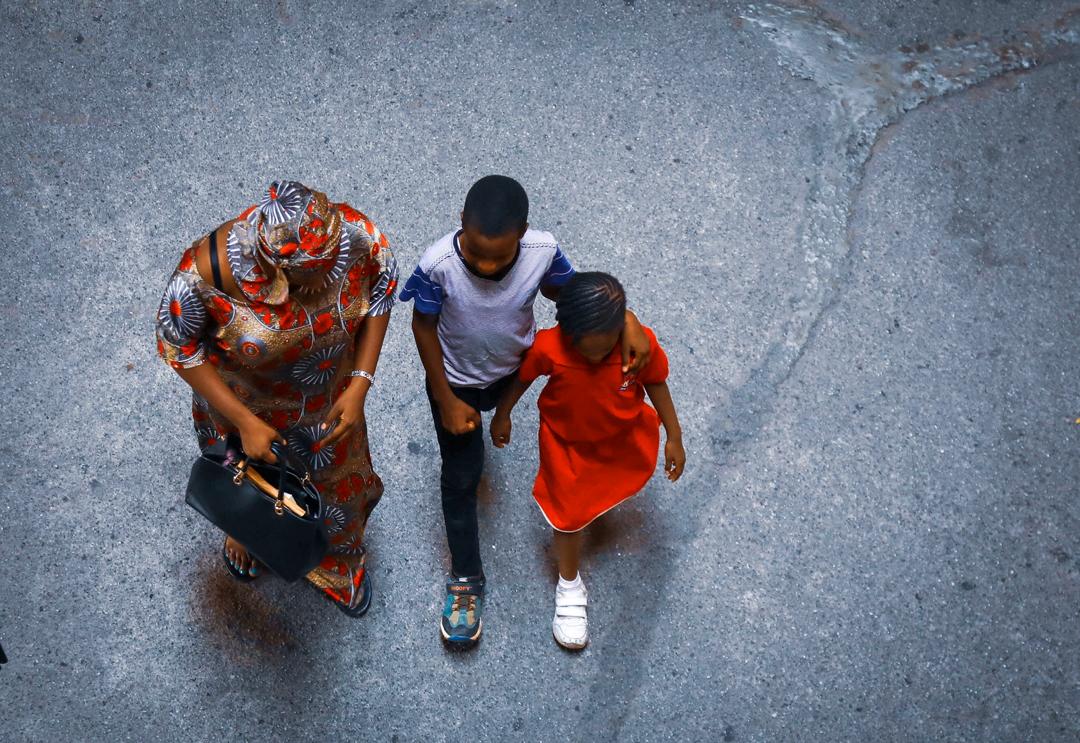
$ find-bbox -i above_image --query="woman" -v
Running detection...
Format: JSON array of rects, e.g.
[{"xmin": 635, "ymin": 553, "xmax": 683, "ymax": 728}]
[{"xmin": 155, "ymin": 181, "xmax": 397, "ymax": 615}]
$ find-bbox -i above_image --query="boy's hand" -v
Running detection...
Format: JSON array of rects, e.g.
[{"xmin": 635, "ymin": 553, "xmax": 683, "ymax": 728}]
[
  {"xmin": 490, "ymin": 412, "xmax": 512, "ymax": 448},
  {"xmin": 664, "ymin": 438, "xmax": 686, "ymax": 482},
  {"xmin": 438, "ymin": 395, "xmax": 482, "ymax": 436},
  {"xmin": 622, "ymin": 311, "xmax": 653, "ymax": 374}
]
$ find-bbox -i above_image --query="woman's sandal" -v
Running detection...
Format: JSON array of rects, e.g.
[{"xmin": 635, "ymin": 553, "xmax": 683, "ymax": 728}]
[
  {"xmin": 331, "ymin": 570, "xmax": 372, "ymax": 618},
  {"xmin": 222, "ymin": 543, "xmax": 261, "ymax": 582}
]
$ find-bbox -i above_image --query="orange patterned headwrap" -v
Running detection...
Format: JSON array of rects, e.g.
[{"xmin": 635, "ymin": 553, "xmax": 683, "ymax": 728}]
[{"xmin": 226, "ymin": 181, "xmax": 346, "ymax": 304}]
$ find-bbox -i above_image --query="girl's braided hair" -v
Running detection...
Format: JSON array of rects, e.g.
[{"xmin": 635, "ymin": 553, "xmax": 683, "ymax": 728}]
[{"xmin": 555, "ymin": 271, "xmax": 627, "ymax": 340}]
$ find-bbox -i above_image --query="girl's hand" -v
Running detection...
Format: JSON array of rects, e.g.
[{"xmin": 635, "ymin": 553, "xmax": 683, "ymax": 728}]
[
  {"xmin": 239, "ymin": 417, "xmax": 286, "ymax": 463},
  {"xmin": 490, "ymin": 412, "xmax": 512, "ymax": 448},
  {"xmin": 664, "ymin": 438, "xmax": 686, "ymax": 482},
  {"xmin": 321, "ymin": 382, "xmax": 368, "ymax": 448},
  {"xmin": 621, "ymin": 311, "xmax": 653, "ymax": 374}
]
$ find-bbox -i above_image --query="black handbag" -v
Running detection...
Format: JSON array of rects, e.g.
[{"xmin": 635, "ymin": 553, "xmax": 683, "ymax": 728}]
[{"xmin": 185, "ymin": 438, "xmax": 329, "ymax": 582}]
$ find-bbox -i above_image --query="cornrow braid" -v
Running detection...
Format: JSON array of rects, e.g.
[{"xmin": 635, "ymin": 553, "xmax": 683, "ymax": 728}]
[{"xmin": 556, "ymin": 272, "xmax": 627, "ymax": 340}]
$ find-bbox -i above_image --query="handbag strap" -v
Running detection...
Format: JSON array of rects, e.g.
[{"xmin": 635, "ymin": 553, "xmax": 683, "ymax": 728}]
[
  {"xmin": 237, "ymin": 462, "xmax": 308, "ymax": 517},
  {"xmin": 229, "ymin": 441, "xmax": 311, "ymax": 484},
  {"xmin": 231, "ymin": 443, "xmax": 313, "ymax": 517},
  {"xmin": 276, "ymin": 442, "xmax": 290, "ymax": 503},
  {"xmin": 270, "ymin": 441, "xmax": 311, "ymax": 482}
]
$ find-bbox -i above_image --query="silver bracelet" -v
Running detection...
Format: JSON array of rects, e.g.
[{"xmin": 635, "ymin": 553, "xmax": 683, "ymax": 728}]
[{"xmin": 350, "ymin": 370, "xmax": 375, "ymax": 385}]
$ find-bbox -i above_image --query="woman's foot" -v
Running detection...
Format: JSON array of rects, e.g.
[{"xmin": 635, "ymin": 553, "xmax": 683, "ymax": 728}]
[
  {"xmin": 552, "ymin": 573, "xmax": 588, "ymax": 650},
  {"xmin": 336, "ymin": 570, "xmax": 373, "ymax": 618},
  {"xmin": 222, "ymin": 537, "xmax": 260, "ymax": 581}
]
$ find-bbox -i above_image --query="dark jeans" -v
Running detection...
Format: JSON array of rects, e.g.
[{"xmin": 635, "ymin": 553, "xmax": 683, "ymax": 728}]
[{"xmin": 425, "ymin": 373, "xmax": 515, "ymax": 580}]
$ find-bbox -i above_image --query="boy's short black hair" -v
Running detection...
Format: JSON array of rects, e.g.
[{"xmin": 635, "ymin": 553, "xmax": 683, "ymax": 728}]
[
  {"xmin": 556, "ymin": 272, "xmax": 627, "ymax": 340},
  {"xmin": 462, "ymin": 175, "xmax": 529, "ymax": 236}
]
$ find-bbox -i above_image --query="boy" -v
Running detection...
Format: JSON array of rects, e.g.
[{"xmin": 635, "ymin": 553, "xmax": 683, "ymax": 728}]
[{"xmin": 400, "ymin": 175, "xmax": 650, "ymax": 645}]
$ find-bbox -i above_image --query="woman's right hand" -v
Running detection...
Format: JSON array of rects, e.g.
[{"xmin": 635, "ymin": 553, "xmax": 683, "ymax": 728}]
[
  {"xmin": 238, "ymin": 416, "xmax": 286, "ymax": 463},
  {"xmin": 438, "ymin": 395, "xmax": 482, "ymax": 436}
]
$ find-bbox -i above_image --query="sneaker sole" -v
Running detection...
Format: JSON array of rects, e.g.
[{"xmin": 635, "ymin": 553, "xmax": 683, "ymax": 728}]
[
  {"xmin": 552, "ymin": 629, "xmax": 588, "ymax": 651},
  {"xmin": 440, "ymin": 618, "xmax": 482, "ymax": 644}
]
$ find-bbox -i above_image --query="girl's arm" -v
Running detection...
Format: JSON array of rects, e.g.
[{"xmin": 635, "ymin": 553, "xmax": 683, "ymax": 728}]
[
  {"xmin": 173, "ymin": 226, "xmax": 285, "ymax": 462},
  {"xmin": 644, "ymin": 381, "xmax": 686, "ymax": 481},
  {"xmin": 490, "ymin": 377, "xmax": 534, "ymax": 448}
]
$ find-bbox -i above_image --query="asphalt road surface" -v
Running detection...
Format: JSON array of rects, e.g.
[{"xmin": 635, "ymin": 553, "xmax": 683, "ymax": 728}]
[{"xmin": 1, "ymin": 1, "xmax": 1078, "ymax": 741}]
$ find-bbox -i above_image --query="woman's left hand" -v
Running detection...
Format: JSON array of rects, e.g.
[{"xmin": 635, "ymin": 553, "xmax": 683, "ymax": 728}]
[
  {"xmin": 621, "ymin": 310, "xmax": 653, "ymax": 374},
  {"xmin": 321, "ymin": 381, "xmax": 368, "ymax": 448}
]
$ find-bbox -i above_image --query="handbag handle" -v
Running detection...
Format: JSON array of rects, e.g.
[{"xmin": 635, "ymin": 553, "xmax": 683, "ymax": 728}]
[
  {"xmin": 269, "ymin": 441, "xmax": 311, "ymax": 482},
  {"xmin": 226, "ymin": 433, "xmax": 310, "ymax": 480},
  {"xmin": 229, "ymin": 442, "xmax": 313, "ymax": 517}
]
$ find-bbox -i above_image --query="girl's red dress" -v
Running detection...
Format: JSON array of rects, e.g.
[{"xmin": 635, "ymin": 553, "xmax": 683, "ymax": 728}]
[{"xmin": 518, "ymin": 325, "xmax": 669, "ymax": 532}]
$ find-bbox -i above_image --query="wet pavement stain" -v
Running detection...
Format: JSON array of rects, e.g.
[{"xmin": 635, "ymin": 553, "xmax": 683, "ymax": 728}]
[
  {"xmin": 190, "ymin": 566, "xmax": 299, "ymax": 666},
  {"xmin": 710, "ymin": 3, "xmax": 1080, "ymax": 468}
]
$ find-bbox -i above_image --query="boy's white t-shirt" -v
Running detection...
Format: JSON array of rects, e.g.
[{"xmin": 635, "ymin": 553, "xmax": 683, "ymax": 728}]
[{"xmin": 399, "ymin": 228, "xmax": 575, "ymax": 388}]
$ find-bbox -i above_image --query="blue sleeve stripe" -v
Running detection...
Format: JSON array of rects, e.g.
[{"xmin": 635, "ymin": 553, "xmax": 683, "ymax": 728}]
[
  {"xmin": 409, "ymin": 294, "xmax": 442, "ymax": 314},
  {"xmin": 407, "ymin": 270, "xmax": 440, "ymax": 289},
  {"xmin": 541, "ymin": 246, "xmax": 575, "ymax": 287},
  {"xmin": 399, "ymin": 266, "xmax": 443, "ymax": 313}
]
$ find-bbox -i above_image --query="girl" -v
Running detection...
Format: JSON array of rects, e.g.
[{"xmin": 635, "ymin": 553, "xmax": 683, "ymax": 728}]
[{"xmin": 490, "ymin": 272, "xmax": 685, "ymax": 649}]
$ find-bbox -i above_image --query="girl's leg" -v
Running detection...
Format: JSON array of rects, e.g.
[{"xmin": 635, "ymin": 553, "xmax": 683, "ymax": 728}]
[
  {"xmin": 551, "ymin": 528, "xmax": 588, "ymax": 650},
  {"xmin": 552, "ymin": 528, "xmax": 583, "ymax": 581}
]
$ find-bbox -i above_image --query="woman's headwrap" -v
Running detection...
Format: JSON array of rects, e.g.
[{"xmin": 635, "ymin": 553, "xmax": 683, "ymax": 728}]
[{"xmin": 227, "ymin": 181, "xmax": 345, "ymax": 304}]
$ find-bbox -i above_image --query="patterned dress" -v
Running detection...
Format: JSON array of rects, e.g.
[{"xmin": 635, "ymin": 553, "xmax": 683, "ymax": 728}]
[{"xmin": 155, "ymin": 198, "xmax": 397, "ymax": 608}]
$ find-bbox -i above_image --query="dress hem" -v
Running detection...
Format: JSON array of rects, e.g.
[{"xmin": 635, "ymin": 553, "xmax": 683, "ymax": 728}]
[{"xmin": 531, "ymin": 479, "xmax": 650, "ymax": 533}]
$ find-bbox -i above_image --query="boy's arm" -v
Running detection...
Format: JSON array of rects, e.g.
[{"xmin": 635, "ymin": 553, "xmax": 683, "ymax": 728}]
[
  {"xmin": 621, "ymin": 311, "xmax": 652, "ymax": 375},
  {"xmin": 490, "ymin": 377, "xmax": 533, "ymax": 448},
  {"xmin": 644, "ymin": 381, "xmax": 686, "ymax": 481},
  {"xmin": 539, "ymin": 244, "xmax": 574, "ymax": 301},
  {"xmin": 539, "ymin": 284, "xmax": 562, "ymax": 301},
  {"xmin": 538, "ymin": 285, "xmax": 651, "ymax": 375},
  {"xmin": 411, "ymin": 309, "xmax": 481, "ymax": 435}
]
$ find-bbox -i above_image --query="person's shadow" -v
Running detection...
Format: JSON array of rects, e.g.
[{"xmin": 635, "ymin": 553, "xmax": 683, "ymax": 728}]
[
  {"xmin": 554, "ymin": 486, "xmax": 675, "ymax": 735},
  {"xmin": 189, "ymin": 549, "xmax": 310, "ymax": 674}
]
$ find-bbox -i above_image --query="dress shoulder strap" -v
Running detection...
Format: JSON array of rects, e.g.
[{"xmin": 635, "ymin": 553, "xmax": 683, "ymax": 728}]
[{"xmin": 208, "ymin": 228, "xmax": 224, "ymax": 291}]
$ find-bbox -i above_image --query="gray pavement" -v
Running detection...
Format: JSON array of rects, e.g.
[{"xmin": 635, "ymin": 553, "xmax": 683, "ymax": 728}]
[{"xmin": 1, "ymin": 1, "xmax": 1078, "ymax": 741}]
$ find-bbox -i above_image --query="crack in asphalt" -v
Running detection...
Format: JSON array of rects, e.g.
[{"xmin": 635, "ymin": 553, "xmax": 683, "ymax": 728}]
[
  {"xmin": 581, "ymin": 6, "xmax": 1079, "ymax": 741},
  {"xmin": 710, "ymin": 2, "xmax": 1080, "ymax": 467}
]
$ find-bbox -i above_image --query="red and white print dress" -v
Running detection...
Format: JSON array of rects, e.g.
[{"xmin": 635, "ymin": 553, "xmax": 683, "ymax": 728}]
[{"xmin": 155, "ymin": 200, "xmax": 397, "ymax": 607}]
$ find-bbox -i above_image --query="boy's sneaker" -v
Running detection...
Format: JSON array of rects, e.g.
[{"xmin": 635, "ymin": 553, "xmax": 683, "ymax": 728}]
[
  {"xmin": 553, "ymin": 575, "xmax": 588, "ymax": 650},
  {"xmin": 440, "ymin": 576, "xmax": 484, "ymax": 644}
]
